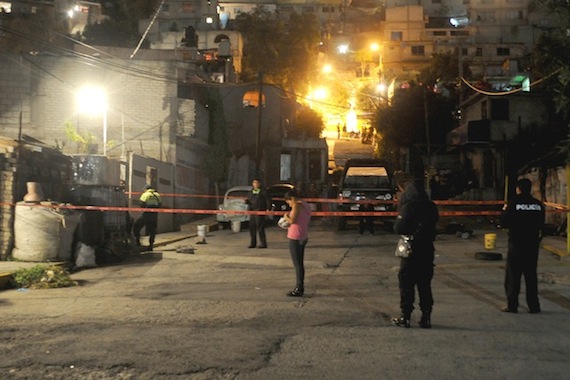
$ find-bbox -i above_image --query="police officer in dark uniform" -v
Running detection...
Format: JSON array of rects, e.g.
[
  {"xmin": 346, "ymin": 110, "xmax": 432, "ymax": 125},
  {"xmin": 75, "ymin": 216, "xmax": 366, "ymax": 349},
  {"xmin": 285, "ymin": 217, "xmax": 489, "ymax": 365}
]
[
  {"xmin": 392, "ymin": 173, "xmax": 439, "ymax": 328},
  {"xmin": 499, "ymin": 178, "xmax": 545, "ymax": 313},
  {"xmin": 246, "ymin": 179, "xmax": 271, "ymax": 248}
]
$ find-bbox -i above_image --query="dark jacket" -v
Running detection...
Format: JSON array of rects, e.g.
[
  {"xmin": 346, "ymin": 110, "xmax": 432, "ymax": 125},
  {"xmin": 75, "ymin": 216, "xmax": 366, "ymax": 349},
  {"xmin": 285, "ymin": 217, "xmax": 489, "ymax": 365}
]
[
  {"xmin": 499, "ymin": 193, "xmax": 545, "ymax": 246},
  {"xmin": 247, "ymin": 188, "xmax": 271, "ymax": 211},
  {"xmin": 394, "ymin": 182, "xmax": 438, "ymax": 242}
]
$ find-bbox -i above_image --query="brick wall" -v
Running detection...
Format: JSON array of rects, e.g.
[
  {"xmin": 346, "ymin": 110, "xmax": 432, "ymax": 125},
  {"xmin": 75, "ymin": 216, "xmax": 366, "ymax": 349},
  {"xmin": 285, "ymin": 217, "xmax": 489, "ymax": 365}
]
[{"xmin": 0, "ymin": 54, "xmax": 199, "ymax": 164}]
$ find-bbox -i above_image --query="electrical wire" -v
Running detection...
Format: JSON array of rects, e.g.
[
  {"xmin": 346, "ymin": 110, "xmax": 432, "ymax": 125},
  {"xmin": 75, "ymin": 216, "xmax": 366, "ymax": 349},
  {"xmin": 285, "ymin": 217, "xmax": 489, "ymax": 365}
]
[{"xmin": 130, "ymin": 0, "xmax": 166, "ymax": 60}]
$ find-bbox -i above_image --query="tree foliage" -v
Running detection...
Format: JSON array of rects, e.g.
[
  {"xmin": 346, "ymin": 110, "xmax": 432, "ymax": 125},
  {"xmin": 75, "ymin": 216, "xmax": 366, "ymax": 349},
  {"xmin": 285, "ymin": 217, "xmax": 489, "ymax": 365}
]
[
  {"xmin": 234, "ymin": 8, "xmax": 320, "ymax": 95},
  {"xmin": 290, "ymin": 106, "xmax": 324, "ymax": 139},
  {"xmin": 533, "ymin": 0, "xmax": 570, "ymax": 162},
  {"xmin": 205, "ymin": 88, "xmax": 230, "ymax": 185},
  {"xmin": 0, "ymin": 10, "xmax": 69, "ymax": 54},
  {"xmin": 374, "ymin": 82, "xmax": 455, "ymax": 162},
  {"xmin": 83, "ymin": 0, "xmax": 160, "ymax": 47}
]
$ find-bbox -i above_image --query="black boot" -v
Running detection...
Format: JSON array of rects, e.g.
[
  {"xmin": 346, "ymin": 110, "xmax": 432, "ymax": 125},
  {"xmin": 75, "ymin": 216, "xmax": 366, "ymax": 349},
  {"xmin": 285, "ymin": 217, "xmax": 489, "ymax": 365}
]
[
  {"xmin": 419, "ymin": 313, "xmax": 431, "ymax": 329},
  {"xmin": 287, "ymin": 287, "xmax": 304, "ymax": 297}
]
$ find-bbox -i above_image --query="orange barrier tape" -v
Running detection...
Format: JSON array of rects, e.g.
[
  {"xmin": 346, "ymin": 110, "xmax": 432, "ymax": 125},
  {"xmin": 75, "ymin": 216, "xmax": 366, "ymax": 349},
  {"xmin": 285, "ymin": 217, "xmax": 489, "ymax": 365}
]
[
  {"xmin": 124, "ymin": 192, "xmax": 553, "ymax": 208},
  {"xmin": 545, "ymin": 202, "xmax": 568, "ymax": 210},
  {"xmin": 3, "ymin": 201, "xmax": 567, "ymax": 217}
]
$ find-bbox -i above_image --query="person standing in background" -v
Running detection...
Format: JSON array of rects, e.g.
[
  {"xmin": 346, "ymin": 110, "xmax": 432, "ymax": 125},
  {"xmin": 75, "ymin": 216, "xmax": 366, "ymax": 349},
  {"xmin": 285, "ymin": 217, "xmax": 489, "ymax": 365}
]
[
  {"xmin": 247, "ymin": 179, "xmax": 271, "ymax": 249},
  {"xmin": 283, "ymin": 189, "xmax": 311, "ymax": 297},
  {"xmin": 499, "ymin": 178, "xmax": 545, "ymax": 314},
  {"xmin": 392, "ymin": 173, "xmax": 439, "ymax": 328}
]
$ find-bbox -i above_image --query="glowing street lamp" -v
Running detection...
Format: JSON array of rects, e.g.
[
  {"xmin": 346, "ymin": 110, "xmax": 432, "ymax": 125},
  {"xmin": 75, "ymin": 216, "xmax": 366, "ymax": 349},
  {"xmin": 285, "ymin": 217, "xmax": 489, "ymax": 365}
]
[
  {"xmin": 322, "ymin": 64, "xmax": 333, "ymax": 74},
  {"xmin": 76, "ymin": 86, "xmax": 108, "ymax": 155},
  {"xmin": 337, "ymin": 44, "xmax": 349, "ymax": 54},
  {"xmin": 370, "ymin": 42, "xmax": 383, "ymax": 78},
  {"xmin": 312, "ymin": 87, "xmax": 328, "ymax": 101}
]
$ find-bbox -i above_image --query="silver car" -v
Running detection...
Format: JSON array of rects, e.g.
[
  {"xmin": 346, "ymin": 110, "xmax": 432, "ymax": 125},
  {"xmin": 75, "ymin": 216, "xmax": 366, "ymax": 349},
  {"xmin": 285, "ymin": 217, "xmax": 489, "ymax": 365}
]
[{"xmin": 216, "ymin": 186, "xmax": 252, "ymax": 226}]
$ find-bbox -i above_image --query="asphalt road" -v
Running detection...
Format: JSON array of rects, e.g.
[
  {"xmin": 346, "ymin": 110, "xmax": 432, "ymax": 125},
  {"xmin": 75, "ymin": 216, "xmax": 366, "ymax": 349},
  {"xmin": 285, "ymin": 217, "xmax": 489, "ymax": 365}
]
[{"xmin": 1, "ymin": 220, "xmax": 569, "ymax": 379}]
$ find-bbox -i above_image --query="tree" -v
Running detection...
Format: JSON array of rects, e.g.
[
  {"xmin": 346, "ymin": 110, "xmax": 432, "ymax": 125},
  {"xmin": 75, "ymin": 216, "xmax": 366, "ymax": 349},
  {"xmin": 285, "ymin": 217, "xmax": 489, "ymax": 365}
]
[
  {"xmin": 235, "ymin": 8, "xmax": 320, "ymax": 95},
  {"xmin": 354, "ymin": 49, "xmax": 373, "ymax": 78},
  {"xmin": 534, "ymin": 0, "xmax": 570, "ymax": 163},
  {"xmin": 205, "ymin": 88, "xmax": 231, "ymax": 201},
  {"xmin": 290, "ymin": 106, "xmax": 324, "ymax": 139},
  {"xmin": 374, "ymin": 82, "xmax": 455, "ymax": 168},
  {"xmin": 0, "ymin": 9, "xmax": 70, "ymax": 54},
  {"xmin": 82, "ymin": 0, "xmax": 160, "ymax": 47}
]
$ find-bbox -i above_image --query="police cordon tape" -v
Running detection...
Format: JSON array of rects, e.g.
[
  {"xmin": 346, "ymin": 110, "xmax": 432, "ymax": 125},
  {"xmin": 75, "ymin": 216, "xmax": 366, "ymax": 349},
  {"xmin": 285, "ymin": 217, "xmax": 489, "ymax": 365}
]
[{"xmin": 4, "ymin": 201, "xmax": 567, "ymax": 217}]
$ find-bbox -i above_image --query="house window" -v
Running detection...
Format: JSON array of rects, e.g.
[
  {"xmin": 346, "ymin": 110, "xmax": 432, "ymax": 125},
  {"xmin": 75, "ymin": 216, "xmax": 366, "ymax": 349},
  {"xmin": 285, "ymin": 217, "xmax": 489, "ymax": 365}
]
[
  {"xmin": 280, "ymin": 153, "xmax": 291, "ymax": 182},
  {"xmin": 433, "ymin": 31, "xmax": 446, "ymax": 36},
  {"xmin": 451, "ymin": 30, "xmax": 469, "ymax": 36},
  {"xmin": 508, "ymin": 10, "xmax": 523, "ymax": 19},
  {"xmin": 497, "ymin": 47, "xmax": 510, "ymax": 56},
  {"xmin": 491, "ymin": 99, "xmax": 509, "ymax": 120},
  {"xmin": 476, "ymin": 47, "xmax": 483, "ymax": 56},
  {"xmin": 411, "ymin": 45, "xmax": 425, "ymax": 56},
  {"xmin": 477, "ymin": 11, "xmax": 495, "ymax": 22},
  {"xmin": 391, "ymin": 31, "xmax": 403, "ymax": 41}
]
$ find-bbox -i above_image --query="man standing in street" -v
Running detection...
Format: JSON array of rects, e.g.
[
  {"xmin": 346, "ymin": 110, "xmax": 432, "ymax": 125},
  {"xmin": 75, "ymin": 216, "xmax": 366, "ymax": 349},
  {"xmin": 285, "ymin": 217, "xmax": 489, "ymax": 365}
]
[
  {"xmin": 392, "ymin": 173, "xmax": 439, "ymax": 328},
  {"xmin": 499, "ymin": 178, "xmax": 545, "ymax": 313},
  {"xmin": 133, "ymin": 184, "xmax": 162, "ymax": 251},
  {"xmin": 247, "ymin": 179, "xmax": 271, "ymax": 249}
]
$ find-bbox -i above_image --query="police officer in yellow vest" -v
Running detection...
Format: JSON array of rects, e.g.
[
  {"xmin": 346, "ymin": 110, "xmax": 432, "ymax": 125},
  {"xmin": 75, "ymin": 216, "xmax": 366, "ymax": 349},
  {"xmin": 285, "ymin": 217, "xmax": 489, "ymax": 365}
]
[{"xmin": 133, "ymin": 184, "xmax": 162, "ymax": 251}]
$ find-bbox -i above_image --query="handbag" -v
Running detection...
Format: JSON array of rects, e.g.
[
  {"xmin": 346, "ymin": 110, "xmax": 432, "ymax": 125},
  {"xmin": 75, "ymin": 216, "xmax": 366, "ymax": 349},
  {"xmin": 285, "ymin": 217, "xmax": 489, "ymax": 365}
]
[{"xmin": 395, "ymin": 235, "xmax": 413, "ymax": 258}]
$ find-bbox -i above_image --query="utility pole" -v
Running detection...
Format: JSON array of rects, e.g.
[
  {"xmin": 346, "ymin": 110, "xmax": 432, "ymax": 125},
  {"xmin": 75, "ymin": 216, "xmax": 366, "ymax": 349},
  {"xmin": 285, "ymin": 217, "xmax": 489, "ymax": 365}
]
[
  {"xmin": 424, "ymin": 87, "xmax": 431, "ymax": 195},
  {"xmin": 255, "ymin": 72, "xmax": 263, "ymax": 179}
]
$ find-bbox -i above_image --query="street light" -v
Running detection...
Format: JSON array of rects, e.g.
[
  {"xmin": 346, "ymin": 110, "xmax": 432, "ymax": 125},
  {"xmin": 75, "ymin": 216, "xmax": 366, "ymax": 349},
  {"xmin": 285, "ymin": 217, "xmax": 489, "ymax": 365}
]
[
  {"xmin": 370, "ymin": 42, "xmax": 383, "ymax": 79},
  {"xmin": 76, "ymin": 86, "xmax": 108, "ymax": 156}
]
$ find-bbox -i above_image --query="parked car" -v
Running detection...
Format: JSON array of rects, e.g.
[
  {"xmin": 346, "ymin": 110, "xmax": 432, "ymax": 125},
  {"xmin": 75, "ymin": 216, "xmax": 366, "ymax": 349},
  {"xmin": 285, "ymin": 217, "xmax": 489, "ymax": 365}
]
[
  {"xmin": 267, "ymin": 183, "xmax": 295, "ymax": 221},
  {"xmin": 337, "ymin": 158, "xmax": 397, "ymax": 231},
  {"xmin": 216, "ymin": 186, "xmax": 252, "ymax": 227}
]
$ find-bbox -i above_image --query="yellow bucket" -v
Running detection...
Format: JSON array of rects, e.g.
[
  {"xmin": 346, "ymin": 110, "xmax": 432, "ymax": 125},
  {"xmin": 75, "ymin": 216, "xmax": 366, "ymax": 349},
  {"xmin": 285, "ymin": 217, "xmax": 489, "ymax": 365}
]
[{"xmin": 484, "ymin": 233, "xmax": 497, "ymax": 250}]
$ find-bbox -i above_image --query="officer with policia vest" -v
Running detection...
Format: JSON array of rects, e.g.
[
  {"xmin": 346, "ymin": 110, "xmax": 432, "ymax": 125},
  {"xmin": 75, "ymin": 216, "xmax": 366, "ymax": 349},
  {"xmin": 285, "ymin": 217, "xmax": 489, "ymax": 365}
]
[
  {"xmin": 133, "ymin": 184, "xmax": 162, "ymax": 251},
  {"xmin": 499, "ymin": 178, "xmax": 545, "ymax": 314}
]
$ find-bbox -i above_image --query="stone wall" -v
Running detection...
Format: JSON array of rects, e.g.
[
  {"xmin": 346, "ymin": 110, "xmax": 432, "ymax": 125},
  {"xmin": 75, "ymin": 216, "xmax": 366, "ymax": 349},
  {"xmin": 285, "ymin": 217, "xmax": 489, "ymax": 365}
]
[{"xmin": 0, "ymin": 141, "xmax": 17, "ymax": 260}]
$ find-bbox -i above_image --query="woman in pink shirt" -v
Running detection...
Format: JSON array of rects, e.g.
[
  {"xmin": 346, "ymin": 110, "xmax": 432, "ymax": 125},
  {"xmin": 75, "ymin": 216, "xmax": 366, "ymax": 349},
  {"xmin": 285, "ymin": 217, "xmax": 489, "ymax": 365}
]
[{"xmin": 283, "ymin": 190, "xmax": 311, "ymax": 297}]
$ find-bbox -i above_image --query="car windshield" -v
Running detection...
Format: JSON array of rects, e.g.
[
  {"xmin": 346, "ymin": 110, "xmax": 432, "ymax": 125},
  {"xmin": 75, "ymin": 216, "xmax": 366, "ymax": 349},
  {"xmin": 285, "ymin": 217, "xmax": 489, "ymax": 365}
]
[
  {"xmin": 344, "ymin": 167, "xmax": 390, "ymax": 188},
  {"xmin": 226, "ymin": 190, "xmax": 249, "ymax": 200}
]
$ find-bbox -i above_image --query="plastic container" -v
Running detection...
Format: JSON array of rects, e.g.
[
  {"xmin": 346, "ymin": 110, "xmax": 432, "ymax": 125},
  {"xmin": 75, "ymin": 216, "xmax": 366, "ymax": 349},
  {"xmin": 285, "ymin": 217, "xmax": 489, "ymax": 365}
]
[
  {"xmin": 197, "ymin": 225, "xmax": 207, "ymax": 238},
  {"xmin": 484, "ymin": 233, "xmax": 497, "ymax": 250},
  {"xmin": 231, "ymin": 220, "xmax": 241, "ymax": 233}
]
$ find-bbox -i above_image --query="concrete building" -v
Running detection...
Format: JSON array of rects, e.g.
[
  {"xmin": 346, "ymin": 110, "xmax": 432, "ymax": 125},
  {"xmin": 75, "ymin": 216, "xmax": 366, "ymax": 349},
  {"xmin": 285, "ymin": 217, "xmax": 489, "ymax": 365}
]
[{"xmin": 379, "ymin": 1, "xmax": 560, "ymax": 80}]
